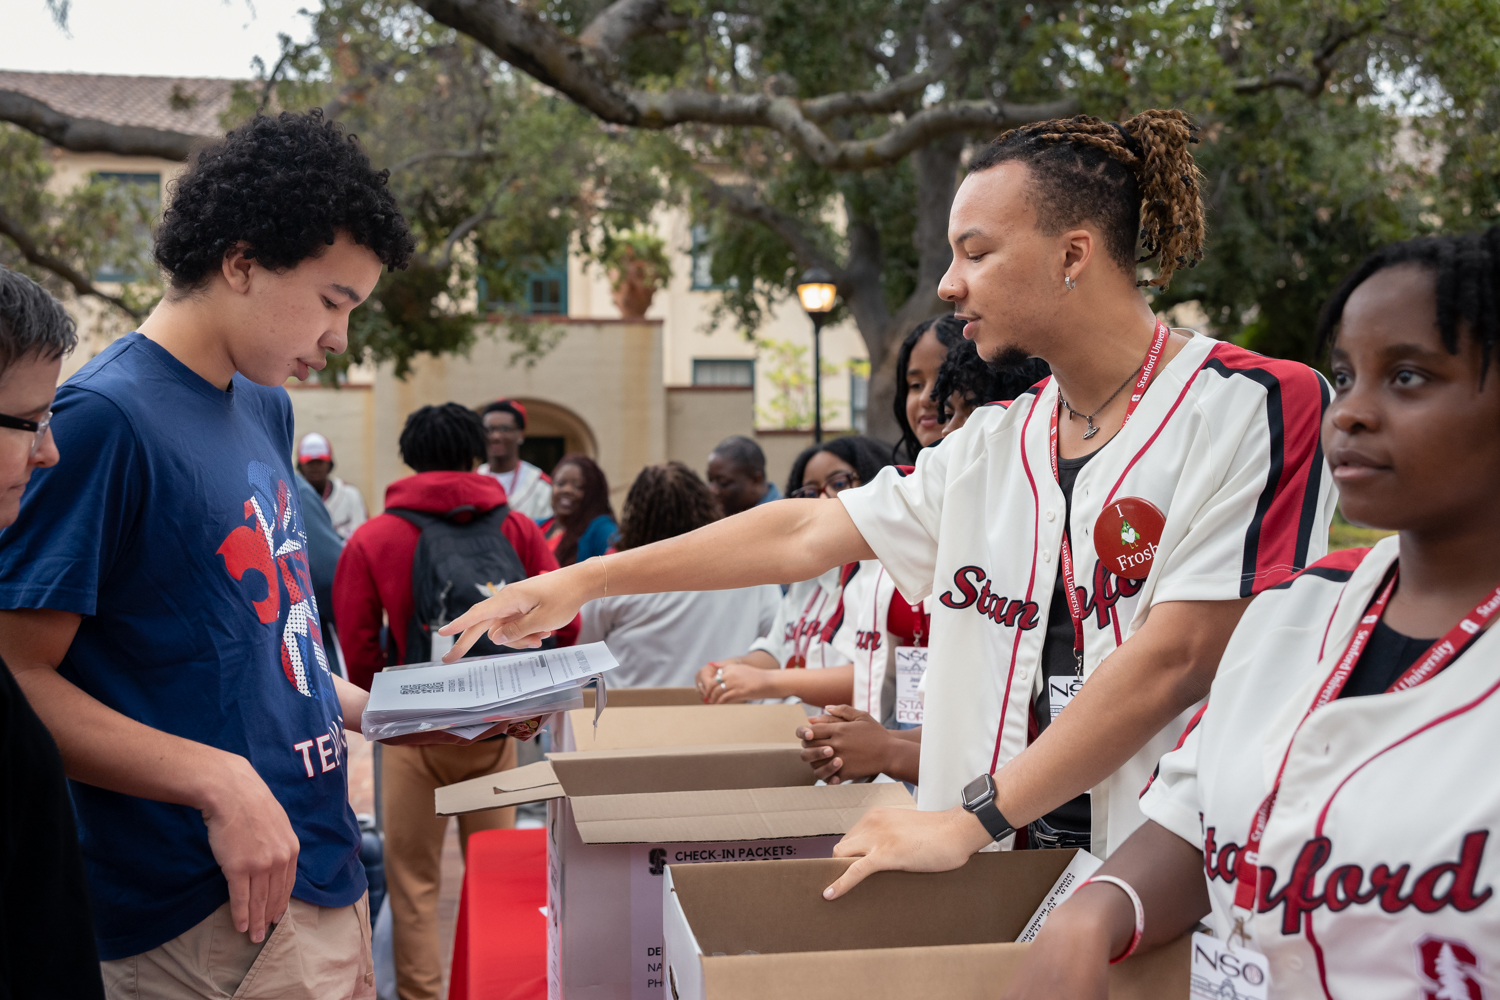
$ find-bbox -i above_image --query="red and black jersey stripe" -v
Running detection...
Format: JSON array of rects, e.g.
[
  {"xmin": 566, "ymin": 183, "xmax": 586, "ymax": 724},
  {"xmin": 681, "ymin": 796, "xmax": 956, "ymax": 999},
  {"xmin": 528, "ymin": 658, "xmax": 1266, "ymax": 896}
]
[
  {"xmin": 1202, "ymin": 344, "xmax": 1331, "ymax": 597},
  {"xmin": 818, "ymin": 561, "xmax": 863, "ymax": 644},
  {"xmin": 1269, "ymin": 546, "xmax": 1371, "ymax": 590}
]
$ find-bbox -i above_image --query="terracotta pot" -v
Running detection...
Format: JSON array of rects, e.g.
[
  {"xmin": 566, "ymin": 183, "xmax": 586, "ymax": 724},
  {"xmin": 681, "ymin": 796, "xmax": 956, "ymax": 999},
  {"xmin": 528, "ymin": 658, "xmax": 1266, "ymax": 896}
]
[{"xmin": 609, "ymin": 253, "xmax": 660, "ymax": 320}]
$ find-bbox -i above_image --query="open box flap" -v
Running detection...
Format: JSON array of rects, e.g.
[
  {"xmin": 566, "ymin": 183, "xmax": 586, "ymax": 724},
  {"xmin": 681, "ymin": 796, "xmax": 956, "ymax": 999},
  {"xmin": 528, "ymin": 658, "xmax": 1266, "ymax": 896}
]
[
  {"xmin": 571, "ymin": 781, "xmax": 915, "ymax": 844},
  {"xmin": 546, "ymin": 743, "xmax": 813, "ymax": 797},
  {"xmin": 582, "ymin": 686, "xmax": 703, "ymax": 708},
  {"xmin": 434, "ymin": 759, "xmax": 562, "ymax": 815},
  {"xmin": 693, "ymin": 937, "xmax": 1189, "ymax": 1000},
  {"xmin": 564, "ymin": 703, "xmax": 808, "ymax": 751}
]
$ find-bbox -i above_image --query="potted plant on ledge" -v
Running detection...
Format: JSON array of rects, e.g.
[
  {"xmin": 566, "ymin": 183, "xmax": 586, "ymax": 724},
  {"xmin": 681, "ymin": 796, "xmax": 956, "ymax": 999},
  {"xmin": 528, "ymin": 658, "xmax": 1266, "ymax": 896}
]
[{"xmin": 603, "ymin": 230, "xmax": 672, "ymax": 320}]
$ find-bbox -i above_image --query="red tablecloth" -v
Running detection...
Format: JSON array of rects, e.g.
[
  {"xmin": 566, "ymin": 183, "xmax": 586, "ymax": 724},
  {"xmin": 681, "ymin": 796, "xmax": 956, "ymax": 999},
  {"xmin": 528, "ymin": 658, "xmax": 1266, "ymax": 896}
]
[{"xmin": 448, "ymin": 828, "xmax": 548, "ymax": 1000}]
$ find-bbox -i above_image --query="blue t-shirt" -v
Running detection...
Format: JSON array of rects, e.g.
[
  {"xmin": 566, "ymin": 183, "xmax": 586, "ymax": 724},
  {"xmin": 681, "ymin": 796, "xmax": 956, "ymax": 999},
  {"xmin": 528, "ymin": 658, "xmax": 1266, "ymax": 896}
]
[
  {"xmin": 0, "ymin": 333, "xmax": 364, "ymax": 960},
  {"xmin": 576, "ymin": 514, "xmax": 619, "ymax": 563}
]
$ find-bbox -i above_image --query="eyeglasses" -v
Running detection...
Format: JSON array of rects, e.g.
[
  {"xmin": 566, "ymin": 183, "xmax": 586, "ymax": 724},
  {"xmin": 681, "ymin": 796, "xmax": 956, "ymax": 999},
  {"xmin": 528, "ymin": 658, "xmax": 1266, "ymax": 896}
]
[
  {"xmin": 789, "ymin": 472, "xmax": 860, "ymax": 500},
  {"xmin": 0, "ymin": 410, "xmax": 51, "ymax": 456}
]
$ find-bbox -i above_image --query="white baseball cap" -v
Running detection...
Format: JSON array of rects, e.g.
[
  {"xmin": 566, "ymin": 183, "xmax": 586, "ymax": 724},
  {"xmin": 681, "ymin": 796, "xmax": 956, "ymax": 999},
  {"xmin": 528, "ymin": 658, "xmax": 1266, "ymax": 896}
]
[{"xmin": 297, "ymin": 432, "xmax": 333, "ymax": 463}]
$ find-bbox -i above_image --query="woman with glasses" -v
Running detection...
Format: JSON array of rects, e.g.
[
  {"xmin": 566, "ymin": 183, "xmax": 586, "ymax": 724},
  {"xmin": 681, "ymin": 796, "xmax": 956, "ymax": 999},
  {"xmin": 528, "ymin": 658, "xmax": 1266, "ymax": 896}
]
[{"xmin": 694, "ymin": 436, "xmax": 893, "ymax": 706}]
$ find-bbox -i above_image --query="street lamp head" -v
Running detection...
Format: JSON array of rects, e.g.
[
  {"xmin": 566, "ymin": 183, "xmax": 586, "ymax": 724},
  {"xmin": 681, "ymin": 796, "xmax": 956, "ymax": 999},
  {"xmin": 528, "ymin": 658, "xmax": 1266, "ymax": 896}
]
[{"xmin": 796, "ymin": 268, "xmax": 837, "ymax": 314}]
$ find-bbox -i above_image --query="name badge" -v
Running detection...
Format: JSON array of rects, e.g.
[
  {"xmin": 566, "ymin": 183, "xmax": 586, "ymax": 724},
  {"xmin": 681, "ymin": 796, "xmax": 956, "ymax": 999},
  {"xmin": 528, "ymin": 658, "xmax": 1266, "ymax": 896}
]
[
  {"xmin": 1190, "ymin": 932, "xmax": 1270, "ymax": 1000},
  {"xmin": 1093, "ymin": 496, "xmax": 1166, "ymax": 581},
  {"xmin": 894, "ymin": 647, "xmax": 926, "ymax": 725},
  {"xmin": 1047, "ymin": 674, "xmax": 1083, "ymax": 722}
]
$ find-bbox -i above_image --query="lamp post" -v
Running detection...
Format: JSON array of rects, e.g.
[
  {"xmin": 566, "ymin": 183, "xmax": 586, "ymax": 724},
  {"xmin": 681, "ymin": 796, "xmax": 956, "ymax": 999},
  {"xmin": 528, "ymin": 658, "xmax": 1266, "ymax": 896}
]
[{"xmin": 796, "ymin": 267, "xmax": 837, "ymax": 444}]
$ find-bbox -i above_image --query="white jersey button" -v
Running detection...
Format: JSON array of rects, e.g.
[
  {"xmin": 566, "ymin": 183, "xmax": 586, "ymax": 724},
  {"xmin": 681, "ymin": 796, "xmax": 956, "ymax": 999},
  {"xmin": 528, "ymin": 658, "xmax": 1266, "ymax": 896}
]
[
  {"xmin": 1042, "ymin": 549, "xmax": 1052, "ymax": 562},
  {"xmin": 1045, "ymin": 509, "xmax": 1056, "ymax": 522}
]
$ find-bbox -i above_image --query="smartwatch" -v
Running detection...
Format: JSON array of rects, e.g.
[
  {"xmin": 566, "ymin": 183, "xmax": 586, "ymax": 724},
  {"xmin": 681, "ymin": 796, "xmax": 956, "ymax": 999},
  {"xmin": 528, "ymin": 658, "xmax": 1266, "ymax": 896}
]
[{"xmin": 960, "ymin": 773, "xmax": 1015, "ymax": 842}]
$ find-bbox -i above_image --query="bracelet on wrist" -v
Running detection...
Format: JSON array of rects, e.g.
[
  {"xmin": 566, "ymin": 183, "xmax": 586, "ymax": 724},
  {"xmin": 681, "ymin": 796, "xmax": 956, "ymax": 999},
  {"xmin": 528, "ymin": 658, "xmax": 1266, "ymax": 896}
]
[{"xmin": 1076, "ymin": 876, "xmax": 1144, "ymax": 964}]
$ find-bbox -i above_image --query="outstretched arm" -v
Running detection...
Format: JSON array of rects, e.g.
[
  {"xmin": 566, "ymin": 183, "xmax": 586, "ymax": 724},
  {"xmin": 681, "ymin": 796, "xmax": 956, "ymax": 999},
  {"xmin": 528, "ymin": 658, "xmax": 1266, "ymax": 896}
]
[
  {"xmin": 823, "ymin": 597, "xmax": 1248, "ymax": 898},
  {"xmin": 1001, "ymin": 821, "xmax": 1209, "ymax": 1000},
  {"xmin": 441, "ymin": 499, "xmax": 873, "ymax": 658}
]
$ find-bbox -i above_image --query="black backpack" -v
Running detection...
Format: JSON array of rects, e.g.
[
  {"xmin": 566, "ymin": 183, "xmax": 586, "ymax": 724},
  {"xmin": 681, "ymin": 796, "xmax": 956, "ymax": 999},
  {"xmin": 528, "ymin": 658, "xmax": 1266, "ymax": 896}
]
[{"xmin": 386, "ymin": 504, "xmax": 538, "ymax": 664}]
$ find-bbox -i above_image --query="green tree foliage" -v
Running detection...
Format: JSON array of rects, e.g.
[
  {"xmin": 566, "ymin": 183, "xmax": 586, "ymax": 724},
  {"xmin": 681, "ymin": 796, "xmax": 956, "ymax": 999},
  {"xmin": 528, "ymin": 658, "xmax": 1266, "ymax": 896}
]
[
  {"xmin": 233, "ymin": 1, "xmax": 675, "ymax": 382},
  {"xmin": 428, "ymin": 0, "xmax": 1500, "ymax": 378}
]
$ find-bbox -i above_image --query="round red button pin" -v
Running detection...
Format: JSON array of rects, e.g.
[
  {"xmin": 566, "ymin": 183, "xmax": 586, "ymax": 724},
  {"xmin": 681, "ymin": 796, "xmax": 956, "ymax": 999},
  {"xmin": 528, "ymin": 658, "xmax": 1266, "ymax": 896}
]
[{"xmin": 1093, "ymin": 497, "xmax": 1165, "ymax": 580}]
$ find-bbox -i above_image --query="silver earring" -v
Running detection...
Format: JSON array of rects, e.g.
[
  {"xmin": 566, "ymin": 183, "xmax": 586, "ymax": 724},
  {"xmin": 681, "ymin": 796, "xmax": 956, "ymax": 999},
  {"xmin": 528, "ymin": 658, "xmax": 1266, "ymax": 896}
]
[{"xmin": 1064, "ymin": 275, "xmax": 1076, "ymax": 291}]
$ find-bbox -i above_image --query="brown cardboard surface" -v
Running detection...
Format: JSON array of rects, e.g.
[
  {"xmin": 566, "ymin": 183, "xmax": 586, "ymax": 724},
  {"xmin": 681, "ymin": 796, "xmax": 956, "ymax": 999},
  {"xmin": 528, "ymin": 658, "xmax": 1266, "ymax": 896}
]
[
  {"xmin": 692, "ymin": 936, "xmax": 1189, "ymax": 1000},
  {"xmin": 434, "ymin": 759, "xmax": 563, "ymax": 815},
  {"xmin": 665, "ymin": 852, "xmax": 1189, "ymax": 1000},
  {"xmin": 583, "ymin": 686, "xmax": 704, "ymax": 707},
  {"xmin": 570, "ymin": 782, "xmax": 914, "ymax": 845},
  {"xmin": 671, "ymin": 853, "xmax": 1070, "ymax": 954},
  {"xmin": 548, "ymin": 744, "xmax": 814, "ymax": 797},
  {"xmin": 564, "ymin": 703, "xmax": 807, "ymax": 751}
]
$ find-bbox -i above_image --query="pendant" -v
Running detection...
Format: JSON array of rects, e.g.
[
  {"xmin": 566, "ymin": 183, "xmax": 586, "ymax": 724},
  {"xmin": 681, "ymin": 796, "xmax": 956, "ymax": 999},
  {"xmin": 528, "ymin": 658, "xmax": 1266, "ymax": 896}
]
[
  {"xmin": 1082, "ymin": 422, "xmax": 1099, "ymax": 440},
  {"xmin": 785, "ymin": 654, "xmax": 807, "ymax": 670}
]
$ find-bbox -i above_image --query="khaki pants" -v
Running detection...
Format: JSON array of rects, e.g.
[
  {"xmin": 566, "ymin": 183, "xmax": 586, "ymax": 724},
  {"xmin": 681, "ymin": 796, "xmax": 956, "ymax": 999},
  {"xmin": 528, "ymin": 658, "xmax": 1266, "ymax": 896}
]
[
  {"xmin": 102, "ymin": 894, "xmax": 374, "ymax": 1000},
  {"xmin": 383, "ymin": 739, "xmax": 517, "ymax": 1000}
]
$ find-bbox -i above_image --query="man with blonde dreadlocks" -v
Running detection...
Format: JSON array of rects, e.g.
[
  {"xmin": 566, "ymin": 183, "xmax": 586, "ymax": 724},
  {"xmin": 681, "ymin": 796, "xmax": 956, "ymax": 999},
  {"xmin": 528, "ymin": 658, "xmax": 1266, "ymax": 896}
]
[{"xmin": 434, "ymin": 110, "xmax": 1338, "ymax": 891}]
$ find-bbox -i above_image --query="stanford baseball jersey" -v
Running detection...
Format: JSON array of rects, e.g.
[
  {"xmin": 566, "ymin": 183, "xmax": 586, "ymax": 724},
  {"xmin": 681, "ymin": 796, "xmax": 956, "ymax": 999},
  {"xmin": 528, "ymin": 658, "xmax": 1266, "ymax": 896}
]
[
  {"xmin": 830, "ymin": 561, "xmax": 928, "ymax": 723},
  {"xmin": 748, "ymin": 564, "xmax": 853, "ymax": 671},
  {"xmin": 1141, "ymin": 537, "xmax": 1500, "ymax": 999},
  {"xmin": 840, "ymin": 332, "xmax": 1335, "ymax": 854}
]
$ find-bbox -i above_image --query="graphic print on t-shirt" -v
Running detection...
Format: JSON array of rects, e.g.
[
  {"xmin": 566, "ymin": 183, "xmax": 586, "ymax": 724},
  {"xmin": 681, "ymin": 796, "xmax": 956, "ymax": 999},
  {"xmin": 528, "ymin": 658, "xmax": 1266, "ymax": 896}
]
[{"xmin": 216, "ymin": 460, "xmax": 332, "ymax": 697}]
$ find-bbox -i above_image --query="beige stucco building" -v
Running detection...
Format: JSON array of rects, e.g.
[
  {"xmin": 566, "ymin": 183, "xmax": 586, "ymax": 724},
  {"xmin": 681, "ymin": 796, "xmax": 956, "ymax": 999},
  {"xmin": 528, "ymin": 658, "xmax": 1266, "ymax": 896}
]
[{"xmin": 5, "ymin": 70, "xmax": 872, "ymax": 512}]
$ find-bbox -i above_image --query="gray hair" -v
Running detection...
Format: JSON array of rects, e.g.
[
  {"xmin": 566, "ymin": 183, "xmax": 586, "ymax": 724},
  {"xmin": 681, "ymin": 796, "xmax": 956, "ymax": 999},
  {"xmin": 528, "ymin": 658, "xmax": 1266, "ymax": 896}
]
[{"xmin": 0, "ymin": 267, "xmax": 77, "ymax": 372}]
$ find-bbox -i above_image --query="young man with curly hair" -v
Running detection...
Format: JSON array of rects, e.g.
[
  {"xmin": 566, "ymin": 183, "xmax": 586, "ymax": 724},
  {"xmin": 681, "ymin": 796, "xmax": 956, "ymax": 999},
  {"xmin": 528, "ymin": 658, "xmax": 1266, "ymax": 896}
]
[{"xmin": 0, "ymin": 111, "xmax": 436, "ymax": 1000}]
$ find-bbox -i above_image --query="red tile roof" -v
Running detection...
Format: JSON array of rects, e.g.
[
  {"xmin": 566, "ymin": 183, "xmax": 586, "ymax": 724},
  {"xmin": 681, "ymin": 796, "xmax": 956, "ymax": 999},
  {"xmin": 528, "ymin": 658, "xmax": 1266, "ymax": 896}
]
[{"xmin": 0, "ymin": 70, "xmax": 238, "ymax": 137}]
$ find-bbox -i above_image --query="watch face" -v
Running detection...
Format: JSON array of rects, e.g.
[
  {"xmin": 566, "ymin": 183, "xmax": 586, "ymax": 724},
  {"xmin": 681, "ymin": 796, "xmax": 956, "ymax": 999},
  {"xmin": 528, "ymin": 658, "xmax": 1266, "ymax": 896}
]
[{"xmin": 962, "ymin": 774, "xmax": 991, "ymax": 808}]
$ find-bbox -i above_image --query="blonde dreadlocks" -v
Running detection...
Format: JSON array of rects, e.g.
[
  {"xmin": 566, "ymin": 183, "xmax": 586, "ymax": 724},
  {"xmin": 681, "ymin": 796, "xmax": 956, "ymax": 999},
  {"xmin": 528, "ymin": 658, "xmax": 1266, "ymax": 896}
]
[{"xmin": 970, "ymin": 109, "xmax": 1206, "ymax": 289}]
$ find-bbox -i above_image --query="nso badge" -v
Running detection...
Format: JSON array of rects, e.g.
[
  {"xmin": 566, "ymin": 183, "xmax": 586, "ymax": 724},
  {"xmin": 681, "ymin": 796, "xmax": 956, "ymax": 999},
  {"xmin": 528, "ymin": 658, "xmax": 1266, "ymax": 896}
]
[
  {"xmin": 1093, "ymin": 497, "xmax": 1166, "ymax": 581},
  {"xmin": 1189, "ymin": 932, "xmax": 1270, "ymax": 1000}
]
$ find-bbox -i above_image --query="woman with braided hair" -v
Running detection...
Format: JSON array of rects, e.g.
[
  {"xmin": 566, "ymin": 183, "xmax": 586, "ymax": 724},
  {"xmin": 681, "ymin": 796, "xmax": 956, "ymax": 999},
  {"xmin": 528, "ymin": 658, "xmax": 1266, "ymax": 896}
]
[
  {"xmin": 578, "ymin": 462, "xmax": 780, "ymax": 688},
  {"xmin": 437, "ymin": 109, "xmax": 1336, "ymax": 890}
]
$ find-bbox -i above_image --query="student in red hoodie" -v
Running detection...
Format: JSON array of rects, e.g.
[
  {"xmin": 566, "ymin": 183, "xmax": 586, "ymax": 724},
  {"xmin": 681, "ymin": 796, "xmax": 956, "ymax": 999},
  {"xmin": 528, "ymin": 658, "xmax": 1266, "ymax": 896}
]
[{"xmin": 333, "ymin": 403, "xmax": 576, "ymax": 1000}]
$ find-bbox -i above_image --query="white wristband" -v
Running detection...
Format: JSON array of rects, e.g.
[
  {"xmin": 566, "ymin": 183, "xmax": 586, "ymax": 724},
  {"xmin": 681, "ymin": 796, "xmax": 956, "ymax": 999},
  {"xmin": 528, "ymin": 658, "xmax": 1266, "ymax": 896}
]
[{"xmin": 1077, "ymin": 875, "xmax": 1144, "ymax": 964}]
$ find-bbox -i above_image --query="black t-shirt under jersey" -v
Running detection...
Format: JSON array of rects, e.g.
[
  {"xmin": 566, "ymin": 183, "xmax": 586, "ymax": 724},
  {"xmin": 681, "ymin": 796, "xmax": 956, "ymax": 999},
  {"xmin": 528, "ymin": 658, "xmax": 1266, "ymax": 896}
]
[
  {"xmin": 1033, "ymin": 451, "xmax": 1096, "ymax": 838},
  {"xmin": 0, "ymin": 655, "xmax": 105, "ymax": 999},
  {"xmin": 1340, "ymin": 619, "xmax": 1436, "ymax": 699}
]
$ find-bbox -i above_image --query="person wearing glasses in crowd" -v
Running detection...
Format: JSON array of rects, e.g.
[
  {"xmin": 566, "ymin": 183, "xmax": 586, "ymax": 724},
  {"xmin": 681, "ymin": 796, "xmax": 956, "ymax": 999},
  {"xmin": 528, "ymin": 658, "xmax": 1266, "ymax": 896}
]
[
  {"xmin": 0, "ymin": 268, "xmax": 104, "ymax": 1000},
  {"xmin": 800, "ymin": 337, "xmax": 1052, "ymax": 785},
  {"xmin": 476, "ymin": 399, "xmax": 553, "ymax": 521},
  {"xmin": 694, "ymin": 436, "xmax": 893, "ymax": 706}
]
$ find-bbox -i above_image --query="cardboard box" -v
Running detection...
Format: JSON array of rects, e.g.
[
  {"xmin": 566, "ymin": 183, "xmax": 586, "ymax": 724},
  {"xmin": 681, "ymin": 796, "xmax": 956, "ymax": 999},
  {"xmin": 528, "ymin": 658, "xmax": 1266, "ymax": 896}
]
[
  {"xmin": 437, "ymin": 724, "xmax": 914, "ymax": 1000},
  {"xmin": 556, "ymin": 702, "xmax": 808, "ymax": 753},
  {"xmin": 583, "ymin": 687, "xmax": 705, "ymax": 708},
  {"xmin": 663, "ymin": 851, "xmax": 1189, "ymax": 1000}
]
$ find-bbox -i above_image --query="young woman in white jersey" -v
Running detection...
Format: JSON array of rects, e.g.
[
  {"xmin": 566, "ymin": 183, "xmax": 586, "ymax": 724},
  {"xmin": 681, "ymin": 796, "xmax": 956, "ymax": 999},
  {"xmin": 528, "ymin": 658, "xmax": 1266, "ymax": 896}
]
[
  {"xmin": 439, "ymin": 109, "xmax": 1333, "ymax": 886},
  {"xmin": 1006, "ymin": 228, "xmax": 1500, "ymax": 1000},
  {"xmin": 691, "ymin": 436, "xmax": 893, "ymax": 706},
  {"xmin": 802, "ymin": 327, "xmax": 1050, "ymax": 785}
]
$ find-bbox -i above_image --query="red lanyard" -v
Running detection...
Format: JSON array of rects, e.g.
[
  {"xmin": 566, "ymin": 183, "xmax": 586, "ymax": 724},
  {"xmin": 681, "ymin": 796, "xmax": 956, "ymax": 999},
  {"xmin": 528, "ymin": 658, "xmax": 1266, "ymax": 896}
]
[
  {"xmin": 1048, "ymin": 321, "xmax": 1171, "ymax": 668},
  {"xmin": 1232, "ymin": 566, "xmax": 1500, "ymax": 915},
  {"xmin": 787, "ymin": 587, "xmax": 827, "ymax": 669}
]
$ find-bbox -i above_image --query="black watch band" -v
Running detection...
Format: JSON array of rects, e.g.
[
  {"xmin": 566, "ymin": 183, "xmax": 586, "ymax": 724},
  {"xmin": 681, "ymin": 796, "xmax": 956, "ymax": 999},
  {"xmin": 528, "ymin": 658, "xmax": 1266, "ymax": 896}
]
[{"xmin": 960, "ymin": 773, "xmax": 1015, "ymax": 842}]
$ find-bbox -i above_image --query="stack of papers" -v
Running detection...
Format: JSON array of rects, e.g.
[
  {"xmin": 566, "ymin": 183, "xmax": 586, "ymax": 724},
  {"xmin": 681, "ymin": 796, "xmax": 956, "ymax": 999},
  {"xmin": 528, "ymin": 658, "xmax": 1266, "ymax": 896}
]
[{"xmin": 362, "ymin": 642, "xmax": 619, "ymax": 741}]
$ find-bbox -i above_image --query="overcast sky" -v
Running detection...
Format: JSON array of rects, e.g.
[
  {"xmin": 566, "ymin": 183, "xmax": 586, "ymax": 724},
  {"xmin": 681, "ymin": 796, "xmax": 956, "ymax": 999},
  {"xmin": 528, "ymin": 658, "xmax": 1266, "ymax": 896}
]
[{"xmin": 1, "ymin": 0, "xmax": 316, "ymax": 79}]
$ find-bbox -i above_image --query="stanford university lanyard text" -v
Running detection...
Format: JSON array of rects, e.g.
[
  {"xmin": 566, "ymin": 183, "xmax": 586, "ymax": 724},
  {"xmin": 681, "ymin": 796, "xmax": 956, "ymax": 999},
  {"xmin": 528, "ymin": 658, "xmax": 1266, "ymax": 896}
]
[
  {"xmin": 1232, "ymin": 565, "xmax": 1500, "ymax": 915},
  {"xmin": 1048, "ymin": 320, "xmax": 1171, "ymax": 668}
]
